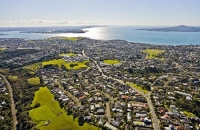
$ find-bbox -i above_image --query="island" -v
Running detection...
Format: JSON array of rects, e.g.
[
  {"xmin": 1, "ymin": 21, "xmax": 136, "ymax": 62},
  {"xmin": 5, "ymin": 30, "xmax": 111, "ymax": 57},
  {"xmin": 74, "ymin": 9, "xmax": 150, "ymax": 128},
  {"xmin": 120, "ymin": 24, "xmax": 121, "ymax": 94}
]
[{"xmin": 137, "ymin": 25, "xmax": 200, "ymax": 32}]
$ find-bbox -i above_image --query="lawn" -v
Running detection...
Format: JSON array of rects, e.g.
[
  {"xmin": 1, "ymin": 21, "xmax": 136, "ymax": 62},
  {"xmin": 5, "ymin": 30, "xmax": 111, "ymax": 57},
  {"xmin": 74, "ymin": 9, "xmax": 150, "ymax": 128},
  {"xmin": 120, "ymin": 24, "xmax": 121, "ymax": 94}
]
[
  {"xmin": 24, "ymin": 63, "xmax": 41, "ymax": 71},
  {"xmin": 59, "ymin": 52, "xmax": 77, "ymax": 57},
  {"xmin": 126, "ymin": 82, "xmax": 148, "ymax": 94},
  {"xmin": 59, "ymin": 37, "xmax": 84, "ymax": 41},
  {"xmin": 8, "ymin": 75, "xmax": 18, "ymax": 81},
  {"xmin": 27, "ymin": 77, "xmax": 40, "ymax": 85},
  {"xmin": 0, "ymin": 48, "xmax": 6, "ymax": 51},
  {"xmin": 141, "ymin": 49, "xmax": 165, "ymax": 60},
  {"xmin": 30, "ymin": 87, "xmax": 99, "ymax": 130},
  {"xmin": 49, "ymin": 37, "xmax": 84, "ymax": 41},
  {"xmin": 0, "ymin": 48, "xmax": 5, "ymax": 55},
  {"xmin": 103, "ymin": 59, "xmax": 121, "ymax": 65},
  {"xmin": 183, "ymin": 111, "xmax": 195, "ymax": 117},
  {"xmin": 42, "ymin": 59, "xmax": 89, "ymax": 70}
]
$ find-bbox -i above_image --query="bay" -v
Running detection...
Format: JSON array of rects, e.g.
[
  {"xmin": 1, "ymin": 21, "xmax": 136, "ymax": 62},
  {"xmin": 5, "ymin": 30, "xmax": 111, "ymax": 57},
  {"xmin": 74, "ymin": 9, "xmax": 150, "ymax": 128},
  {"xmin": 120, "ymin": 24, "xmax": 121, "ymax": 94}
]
[{"xmin": 0, "ymin": 26, "xmax": 200, "ymax": 45}]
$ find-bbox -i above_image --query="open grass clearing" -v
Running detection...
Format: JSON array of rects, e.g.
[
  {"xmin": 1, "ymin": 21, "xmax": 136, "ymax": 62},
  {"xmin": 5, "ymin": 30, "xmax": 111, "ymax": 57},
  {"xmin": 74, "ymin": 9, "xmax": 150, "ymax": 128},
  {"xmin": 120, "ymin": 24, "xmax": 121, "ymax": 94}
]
[
  {"xmin": 59, "ymin": 52, "xmax": 77, "ymax": 57},
  {"xmin": 0, "ymin": 48, "xmax": 6, "ymax": 51},
  {"xmin": 27, "ymin": 77, "xmax": 40, "ymax": 85},
  {"xmin": 30, "ymin": 87, "xmax": 99, "ymax": 130},
  {"xmin": 141, "ymin": 49, "xmax": 165, "ymax": 60},
  {"xmin": 183, "ymin": 111, "xmax": 195, "ymax": 117},
  {"xmin": 8, "ymin": 75, "xmax": 18, "ymax": 81},
  {"xmin": 103, "ymin": 59, "xmax": 121, "ymax": 65},
  {"xmin": 126, "ymin": 82, "xmax": 148, "ymax": 94},
  {"xmin": 58, "ymin": 37, "xmax": 84, "ymax": 41},
  {"xmin": 49, "ymin": 37, "xmax": 84, "ymax": 41},
  {"xmin": 24, "ymin": 63, "xmax": 41, "ymax": 71},
  {"xmin": 42, "ymin": 59, "xmax": 89, "ymax": 70}
]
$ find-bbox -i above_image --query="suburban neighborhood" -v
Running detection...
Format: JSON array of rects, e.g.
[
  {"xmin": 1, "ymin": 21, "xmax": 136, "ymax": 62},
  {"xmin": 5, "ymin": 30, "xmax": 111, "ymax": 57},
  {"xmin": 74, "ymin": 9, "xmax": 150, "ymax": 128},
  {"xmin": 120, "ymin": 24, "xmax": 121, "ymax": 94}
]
[{"xmin": 0, "ymin": 37, "xmax": 200, "ymax": 130}]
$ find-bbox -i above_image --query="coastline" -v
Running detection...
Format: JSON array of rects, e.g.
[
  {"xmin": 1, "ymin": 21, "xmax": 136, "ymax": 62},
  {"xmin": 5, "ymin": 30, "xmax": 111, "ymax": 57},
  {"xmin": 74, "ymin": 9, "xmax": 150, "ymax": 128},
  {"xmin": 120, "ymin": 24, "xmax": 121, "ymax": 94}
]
[{"xmin": 0, "ymin": 26, "xmax": 200, "ymax": 45}]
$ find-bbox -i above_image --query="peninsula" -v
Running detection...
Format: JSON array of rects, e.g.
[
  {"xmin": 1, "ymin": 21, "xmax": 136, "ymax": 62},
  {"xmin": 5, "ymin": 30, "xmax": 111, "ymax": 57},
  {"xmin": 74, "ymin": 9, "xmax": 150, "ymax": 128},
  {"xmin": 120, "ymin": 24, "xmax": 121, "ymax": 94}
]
[{"xmin": 137, "ymin": 25, "xmax": 200, "ymax": 32}]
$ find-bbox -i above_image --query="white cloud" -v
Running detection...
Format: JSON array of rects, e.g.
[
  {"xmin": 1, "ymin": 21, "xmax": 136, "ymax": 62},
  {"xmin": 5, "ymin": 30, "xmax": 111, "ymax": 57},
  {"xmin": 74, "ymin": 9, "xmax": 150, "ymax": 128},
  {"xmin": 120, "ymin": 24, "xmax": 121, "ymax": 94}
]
[{"xmin": 0, "ymin": 19, "xmax": 100, "ymax": 25}]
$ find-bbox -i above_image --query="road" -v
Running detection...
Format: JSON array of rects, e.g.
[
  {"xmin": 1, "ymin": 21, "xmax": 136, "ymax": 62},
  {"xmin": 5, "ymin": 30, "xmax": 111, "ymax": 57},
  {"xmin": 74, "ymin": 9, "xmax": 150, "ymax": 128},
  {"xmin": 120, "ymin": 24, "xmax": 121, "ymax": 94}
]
[
  {"xmin": 82, "ymin": 49, "xmax": 160, "ymax": 130},
  {"xmin": 105, "ymin": 102, "xmax": 111, "ymax": 123},
  {"xmin": 0, "ymin": 73, "xmax": 17, "ymax": 130},
  {"xmin": 54, "ymin": 79, "xmax": 81, "ymax": 105}
]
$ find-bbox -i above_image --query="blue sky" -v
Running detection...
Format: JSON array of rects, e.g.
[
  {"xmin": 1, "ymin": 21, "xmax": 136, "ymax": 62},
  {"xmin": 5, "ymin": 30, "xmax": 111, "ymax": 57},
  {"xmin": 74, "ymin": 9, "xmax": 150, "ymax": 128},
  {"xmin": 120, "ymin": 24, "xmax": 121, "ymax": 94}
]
[{"xmin": 0, "ymin": 0, "xmax": 200, "ymax": 27}]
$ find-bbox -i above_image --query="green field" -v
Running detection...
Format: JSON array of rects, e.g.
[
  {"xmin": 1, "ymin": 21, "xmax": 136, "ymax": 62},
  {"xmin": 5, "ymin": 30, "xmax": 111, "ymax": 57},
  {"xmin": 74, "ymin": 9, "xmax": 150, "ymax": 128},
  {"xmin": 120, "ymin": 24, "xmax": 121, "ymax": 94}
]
[
  {"xmin": 0, "ymin": 48, "xmax": 5, "ymax": 55},
  {"xmin": 42, "ymin": 59, "xmax": 89, "ymax": 70},
  {"xmin": 103, "ymin": 59, "xmax": 121, "ymax": 65},
  {"xmin": 24, "ymin": 63, "xmax": 41, "ymax": 71},
  {"xmin": 8, "ymin": 75, "xmax": 18, "ymax": 81},
  {"xmin": 49, "ymin": 37, "xmax": 84, "ymax": 41},
  {"xmin": 126, "ymin": 82, "xmax": 148, "ymax": 94},
  {"xmin": 30, "ymin": 87, "xmax": 99, "ymax": 130},
  {"xmin": 59, "ymin": 52, "xmax": 77, "ymax": 57},
  {"xmin": 0, "ymin": 48, "xmax": 5, "ymax": 51},
  {"xmin": 141, "ymin": 49, "xmax": 165, "ymax": 60},
  {"xmin": 27, "ymin": 77, "xmax": 40, "ymax": 85},
  {"xmin": 183, "ymin": 111, "xmax": 195, "ymax": 117}
]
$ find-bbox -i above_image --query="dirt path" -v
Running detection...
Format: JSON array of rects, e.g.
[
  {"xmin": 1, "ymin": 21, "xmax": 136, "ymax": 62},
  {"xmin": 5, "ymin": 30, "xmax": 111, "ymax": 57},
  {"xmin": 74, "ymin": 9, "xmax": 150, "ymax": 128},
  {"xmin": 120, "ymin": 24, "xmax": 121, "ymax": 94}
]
[{"xmin": 0, "ymin": 73, "xmax": 17, "ymax": 130}]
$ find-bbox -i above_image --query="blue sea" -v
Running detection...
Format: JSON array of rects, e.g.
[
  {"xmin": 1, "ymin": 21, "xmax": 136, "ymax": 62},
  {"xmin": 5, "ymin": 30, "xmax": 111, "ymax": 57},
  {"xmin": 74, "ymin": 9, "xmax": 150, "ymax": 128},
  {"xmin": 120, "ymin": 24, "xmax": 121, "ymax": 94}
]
[{"xmin": 0, "ymin": 26, "xmax": 200, "ymax": 45}]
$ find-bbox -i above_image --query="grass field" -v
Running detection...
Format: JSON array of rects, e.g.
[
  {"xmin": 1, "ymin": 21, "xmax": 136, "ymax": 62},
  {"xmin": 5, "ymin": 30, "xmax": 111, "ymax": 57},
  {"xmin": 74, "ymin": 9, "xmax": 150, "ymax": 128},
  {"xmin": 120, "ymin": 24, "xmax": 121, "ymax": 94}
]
[
  {"xmin": 30, "ymin": 87, "xmax": 99, "ymax": 130},
  {"xmin": 183, "ymin": 111, "xmax": 195, "ymax": 117},
  {"xmin": 126, "ymin": 82, "xmax": 148, "ymax": 94},
  {"xmin": 42, "ymin": 59, "xmax": 89, "ymax": 70},
  {"xmin": 24, "ymin": 63, "xmax": 41, "ymax": 71},
  {"xmin": 27, "ymin": 77, "xmax": 40, "ymax": 85},
  {"xmin": 8, "ymin": 75, "xmax": 18, "ymax": 81},
  {"xmin": 49, "ymin": 37, "xmax": 84, "ymax": 41},
  {"xmin": 59, "ymin": 52, "xmax": 77, "ymax": 57},
  {"xmin": 59, "ymin": 37, "xmax": 84, "ymax": 41},
  {"xmin": 141, "ymin": 49, "xmax": 165, "ymax": 60},
  {"xmin": 0, "ymin": 48, "xmax": 5, "ymax": 51},
  {"xmin": 103, "ymin": 59, "xmax": 121, "ymax": 65}
]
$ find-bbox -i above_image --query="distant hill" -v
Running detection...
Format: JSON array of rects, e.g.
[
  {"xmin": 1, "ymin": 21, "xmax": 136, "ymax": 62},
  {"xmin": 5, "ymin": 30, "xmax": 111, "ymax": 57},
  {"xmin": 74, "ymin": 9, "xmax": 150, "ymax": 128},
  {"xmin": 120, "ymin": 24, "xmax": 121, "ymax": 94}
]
[
  {"xmin": 137, "ymin": 25, "xmax": 200, "ymax": 32},
  {"xmin": 0, "ymin": 33, "xmax": 8, "ymax": 35}
]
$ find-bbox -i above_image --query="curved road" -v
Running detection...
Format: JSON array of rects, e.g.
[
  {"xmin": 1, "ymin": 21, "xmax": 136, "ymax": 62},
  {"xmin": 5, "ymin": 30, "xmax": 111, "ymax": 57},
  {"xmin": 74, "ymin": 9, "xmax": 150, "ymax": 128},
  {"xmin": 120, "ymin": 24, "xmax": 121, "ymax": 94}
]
[{"xmin": 0, "ymin": 73, "xmax": 17, "ymax": 130}]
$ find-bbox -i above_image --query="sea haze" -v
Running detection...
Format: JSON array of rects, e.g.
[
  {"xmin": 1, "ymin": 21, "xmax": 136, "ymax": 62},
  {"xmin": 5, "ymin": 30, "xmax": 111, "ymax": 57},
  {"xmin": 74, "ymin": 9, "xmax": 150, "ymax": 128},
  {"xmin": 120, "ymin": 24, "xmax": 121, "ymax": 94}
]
[{"xmin": 0, "ymin": 26, "xmax": 200, "ymax": 45}]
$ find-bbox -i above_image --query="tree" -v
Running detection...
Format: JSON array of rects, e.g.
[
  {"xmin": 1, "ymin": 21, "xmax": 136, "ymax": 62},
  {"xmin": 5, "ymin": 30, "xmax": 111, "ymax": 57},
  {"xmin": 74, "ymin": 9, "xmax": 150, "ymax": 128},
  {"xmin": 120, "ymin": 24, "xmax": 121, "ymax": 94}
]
[{"xmin": 78, "ymin": 115, "xmax": 85, "ymax": 126}]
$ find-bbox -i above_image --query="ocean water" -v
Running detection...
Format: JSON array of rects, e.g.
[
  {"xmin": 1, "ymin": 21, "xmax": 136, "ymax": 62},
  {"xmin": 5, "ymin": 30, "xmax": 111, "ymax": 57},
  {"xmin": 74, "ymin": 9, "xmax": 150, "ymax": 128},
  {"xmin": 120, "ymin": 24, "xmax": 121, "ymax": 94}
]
[{"xmin": 0, "ymin": 26, "xmax": 200, "ymax": 45}]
